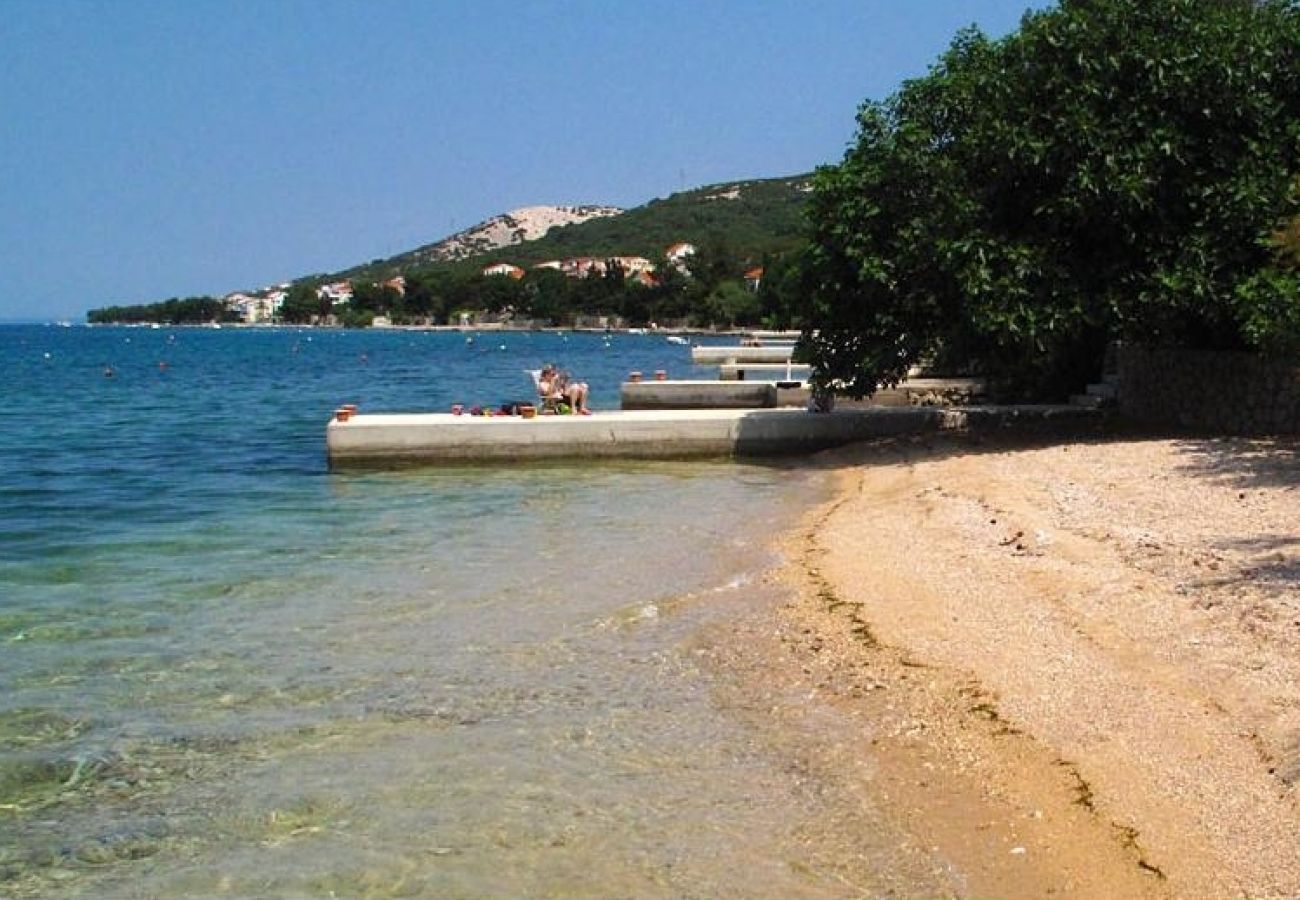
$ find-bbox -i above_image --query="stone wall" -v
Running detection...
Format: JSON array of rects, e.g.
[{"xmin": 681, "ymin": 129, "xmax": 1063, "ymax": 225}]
[{"xmin": 1116, "ymin": 344, "xmax": 1300, "ymax": 434}]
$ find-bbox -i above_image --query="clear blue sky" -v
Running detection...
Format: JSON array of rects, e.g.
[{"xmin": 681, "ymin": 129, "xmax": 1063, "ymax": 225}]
[{"xmin": 0, "ymin": 0, "xmax": 1044, "ymax": 320}]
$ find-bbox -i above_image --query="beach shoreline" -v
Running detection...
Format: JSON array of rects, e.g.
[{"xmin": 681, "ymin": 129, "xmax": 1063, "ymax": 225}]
[{"xmin": 745, "ymin": 432, "xmax": 1299, "ymax": 897}]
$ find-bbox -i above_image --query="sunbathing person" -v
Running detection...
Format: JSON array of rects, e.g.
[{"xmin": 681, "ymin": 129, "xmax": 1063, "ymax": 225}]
[{"xmin": 538, "ymin": 363, "xmax": 591, "ymax": 414}]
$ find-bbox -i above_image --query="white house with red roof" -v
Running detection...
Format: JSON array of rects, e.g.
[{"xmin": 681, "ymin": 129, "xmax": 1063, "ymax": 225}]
[
  {"xmin": 317, "ymin": 281, "xmax": 354, "ymax": 306},
  {"xmin": 482, "ymin": 263, "xmax": 525, "ymax": 279},
  {"xmin": 665, "ymin": 242, "xmax": 696, "ymax": 262}
]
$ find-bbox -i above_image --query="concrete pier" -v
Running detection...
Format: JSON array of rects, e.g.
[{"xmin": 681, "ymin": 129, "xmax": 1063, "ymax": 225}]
[
  {"xmin": 620, "ymin": 379, "xmax": 806, "ymax": 409},
  {"xmin": 718, "ymin": 362, "xmax": 812, "ymax": 381},
  {"xmin": 326, "ymin": 405, "xmax": 1100, "ymax": 466},
  {"xmin": 621, "ymin": 377, "xmax": 985, "ymax": 410},
  {"xmin": 691, "ymin": 345, "xmax": 794, "ymax": 364},
  {"xmin": 743, "ymin": 330, "xmax": 801, "ymax": 341}
]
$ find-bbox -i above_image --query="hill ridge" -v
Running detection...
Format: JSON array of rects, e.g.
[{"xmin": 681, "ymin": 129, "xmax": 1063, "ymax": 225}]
[
  {"xmin": 330, "ymin": 173, "xmax": 812, "ymax": 284},
  {"xmin": 404, "ymin": 204, "xmax": 624, "ymax": 267}
]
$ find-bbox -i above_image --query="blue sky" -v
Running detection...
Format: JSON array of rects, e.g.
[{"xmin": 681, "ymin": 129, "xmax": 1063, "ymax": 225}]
[{"xmin": 0, "ymin": 1, "xmax": 1043, "ymax": 320}]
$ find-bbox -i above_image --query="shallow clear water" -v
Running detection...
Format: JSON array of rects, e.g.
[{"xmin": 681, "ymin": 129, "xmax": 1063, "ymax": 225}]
[{"xmin": 0, "ymin": 325, "xmax": 934, "ymax": 898}]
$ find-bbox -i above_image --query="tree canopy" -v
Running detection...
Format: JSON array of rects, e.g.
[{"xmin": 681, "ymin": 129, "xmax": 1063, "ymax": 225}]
[{"xmin": 798, "ymin": 0, "xmax": 1300, "ymax": 399}]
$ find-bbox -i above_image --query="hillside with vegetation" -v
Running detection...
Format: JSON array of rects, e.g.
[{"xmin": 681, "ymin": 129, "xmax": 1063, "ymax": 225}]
[
  {"xmin": 88, "ymin": 174, "xmax": 815, "ymax": 329},
  {"xmin": 332, "ymin": 175, "xmax": 811, "ymax": 284}
]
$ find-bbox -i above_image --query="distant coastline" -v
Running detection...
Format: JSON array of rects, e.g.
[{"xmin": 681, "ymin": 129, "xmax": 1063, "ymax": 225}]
[{"xmin": 76, "ymin": 320, "xmax": 764, "ymax": 338}]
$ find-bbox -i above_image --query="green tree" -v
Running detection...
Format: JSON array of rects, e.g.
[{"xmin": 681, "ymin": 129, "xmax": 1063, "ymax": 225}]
[
  {"xmin": 684, "ymin": 238, "xmax": 741, "ymax": 300},
  {"xmin": 348, "ymin": 282, "xmax": 401, "ymax": 316},
  {"xmin": 521, "ymin": 268, "xmax": 573, "ymax": 324},
  {"xmin": 701, "ymin": 280, "xmax": 760, "ymax": 328},
  {"xmin": 403, "ymin": 272, "xmax": 440, "ymax": 323},
  {"xmin": 88, "ymin": 296, "xmax": 227, "ymax": 324},
  {"xmin": 644, "ymin": 255, "xmax": 691, "ymax": 324},
  {"xmin": 800, "ymin": 0, "xmax": 1300, "ymax": 400},
  {"xmin": 755, "ymin": 251, "xmax": 810, "ymax": 329},
  {"xmin": 279, "ymin": 282, "xmax": 320, "ymax": 324}
]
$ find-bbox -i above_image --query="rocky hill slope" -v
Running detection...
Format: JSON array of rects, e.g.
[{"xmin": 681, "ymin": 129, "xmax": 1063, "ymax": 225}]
[
  {"xmin": 330, "ymin": 175, "xmax": 811, "ymax": 285},
  {"xmin": 406, "ymin": 205, "xmax": 623, "ymax": 266}
]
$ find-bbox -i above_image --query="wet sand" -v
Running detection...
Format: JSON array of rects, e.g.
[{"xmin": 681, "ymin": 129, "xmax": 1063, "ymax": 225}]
[{"xmin": 735, "ymin": 434, "xmax": 1300, "ymax": 898}]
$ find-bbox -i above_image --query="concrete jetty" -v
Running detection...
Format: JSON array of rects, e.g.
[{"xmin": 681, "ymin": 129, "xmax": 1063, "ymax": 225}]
[
  {"xmin": 718, "ymin": 362, "xmax": 812, "ymax": 381},
  {"xmin": 620, "ymin": 379, "xmax": 809, "ymax": 410},
  {"xmin": 620, "ymin": 376, "xmax": 985, "ymax": 410},
  {"xmin": 691, "ymin": 345, "xmax": 795, "ymax": 364},
  {"xmin": 326, "ymin": 405, "xmax": 1099, "ymax": 466},
  {"xmin": 743, "ymin": 330, "xmax": 801, "ymax": 341}
]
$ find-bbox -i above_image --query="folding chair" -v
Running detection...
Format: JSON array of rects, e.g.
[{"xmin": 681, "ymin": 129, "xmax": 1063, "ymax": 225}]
[{"xmin": 527, "ymin": 369, "xmax": 561, "ymax": 414}]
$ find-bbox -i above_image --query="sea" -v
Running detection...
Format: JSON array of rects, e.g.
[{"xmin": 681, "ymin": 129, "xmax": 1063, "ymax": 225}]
[{"xmin": 0, "ymin": 324, "xmax": 939, "ymax": 899}]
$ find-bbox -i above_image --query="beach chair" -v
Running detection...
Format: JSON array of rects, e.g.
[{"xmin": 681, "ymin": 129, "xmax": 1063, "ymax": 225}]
[{"xmin": 527, "ymin": 369, "xmax": 561, "ymax": 414}]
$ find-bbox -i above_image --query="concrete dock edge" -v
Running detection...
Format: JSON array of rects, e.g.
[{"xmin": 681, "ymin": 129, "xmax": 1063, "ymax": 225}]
[{"xmin": 326, "ymin": 405, "xmax": 1102, "ymax": 467}]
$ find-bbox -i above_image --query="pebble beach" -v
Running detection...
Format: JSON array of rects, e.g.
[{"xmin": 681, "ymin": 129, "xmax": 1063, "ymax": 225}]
[{"xmin": 729, "ymin": 433, "xmax": 1300, "ymax": 897}]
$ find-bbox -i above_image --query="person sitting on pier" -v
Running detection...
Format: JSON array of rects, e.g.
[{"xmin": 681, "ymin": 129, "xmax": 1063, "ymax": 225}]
[{"xmin": 537, "ymin": 363, "xmax": 591, "ymax": 415}]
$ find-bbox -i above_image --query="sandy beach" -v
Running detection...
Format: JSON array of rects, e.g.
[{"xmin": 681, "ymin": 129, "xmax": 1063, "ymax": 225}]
[{"xmin": 720, "ymin": 433, "xmax": 1299, "ymax": 897}]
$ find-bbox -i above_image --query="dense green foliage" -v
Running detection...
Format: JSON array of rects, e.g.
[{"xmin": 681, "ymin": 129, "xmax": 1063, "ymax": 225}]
[
  {"xmin": 304, "ymin": 177, "xmax": 814, "ymax": 327},
  {"xmin": 86, "ymin": 296, "xmax": 237, "ymax": 325},
  {"xmin": 277, "ymin": 282, "xmax": 332, "ymax": 324},
  {"xmin": 333, "ymin": 246, "xmax": 777, "ymax": 329},
  {"xmin": 798, "ymin": 0, "xmax": 1300, "ymax": 400}
]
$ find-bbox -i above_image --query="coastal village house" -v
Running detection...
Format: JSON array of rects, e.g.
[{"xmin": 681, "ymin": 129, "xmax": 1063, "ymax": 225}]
[
  {"xmin": 302, "ymin": 240, "xmax": 694, "ymax": 326},
  {"xmin": 744, "ymin": 266, "xmax": 764, "ymax": 292},
  {"xmin": 665, "ymin": 242, "xmax": 696, "ymax": 272},
  {"xmin": 317, "ymin": 281, "xmax": 354, "ymax": 306},
  {"xmin": 560, "ymin": 257, "xmax": 605, "ymax": 278},
  {"xmin": 482, "ymin": 263, "xmax": 526, "ymax": 279},
  {"xmin": 224, "ymin": 287, "xmax": 287, "ymax": 323},
  {"xmin": 613, "ymin": 256, "xmax": 654, "ymax": 274},
  {"xmin": 556, "ymin": 256, "xmax": 655, "ymax": 279},
  {"xmin": 487, "ymin": 246, "xmax": 687, "ymax": 282}
]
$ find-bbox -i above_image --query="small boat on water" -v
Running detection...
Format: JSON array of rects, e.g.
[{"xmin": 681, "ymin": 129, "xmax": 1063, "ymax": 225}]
[{"xmin": 666, "ymin": 335, "xmax": 689, "ymax": 345}]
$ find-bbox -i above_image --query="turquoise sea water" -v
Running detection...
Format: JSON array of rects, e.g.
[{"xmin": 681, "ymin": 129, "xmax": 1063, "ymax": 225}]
[{"xmin": 0, "ymin": 324, "xmax": 937, "ymax": 898}]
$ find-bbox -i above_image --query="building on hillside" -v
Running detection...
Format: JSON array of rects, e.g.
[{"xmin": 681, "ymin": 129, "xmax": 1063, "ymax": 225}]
[
  {"xmin": 665, "ymin": 242, "xmax": 696, "ymax": 273},
  {"xmin": 560, "ymin": 257, "xmax": 605, "ymax": 278},
  {"xmin": 383, "ymin": 276, "xmax": 406, "ymax": 296},
  {"xmin": 317, "ymin": 281, "xmax": 354, "ymax": 306},
  {"xmin": 666, "ymin": 242, "xmax": 696, "ymax": 262},
  {"xmin": 630, "ymin": 270, "xmax": 658, "ymax": 288},
  {"xmin": 559, "ymin": 256, "xmax": 656, "ymax": 279},
  {"xmin": 533, "ymin": 260, "xmax": 563, "ymax": 272},
  {"xmin": 744, "ymin": 266, "xmax": 764, "ymax": 292},
  {"xmin": 482, "ymin": 263, "xmax": 525, "ymax": 279},
  {"xmin": 224, "ymin": 291, "xmax": 284, "ymax": 324},
  {"xmin": 611, "ymin": 256, "xmax": 655, "ymax": 275},
  {"xmin": 224, "ymin": 293, "xmax": 255, "ymax": 322},
  {"xmin": 260, "ymin": 290, "xmax": 287, "ymax": 321}
]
